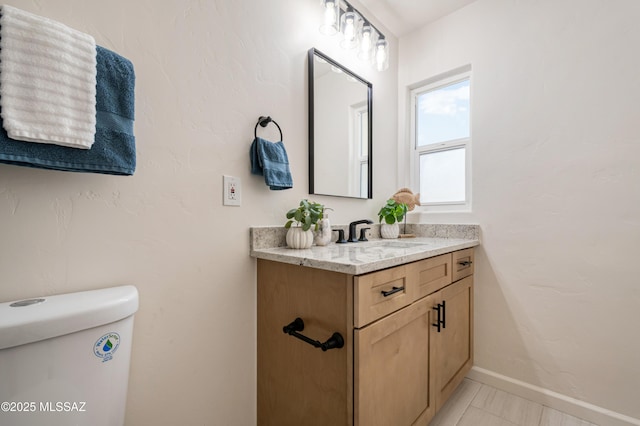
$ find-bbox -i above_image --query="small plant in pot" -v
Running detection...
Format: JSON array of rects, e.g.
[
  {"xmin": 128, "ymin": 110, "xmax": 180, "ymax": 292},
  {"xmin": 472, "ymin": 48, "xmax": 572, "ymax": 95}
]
[
  {"xmin": 285, "ymin": 199, "xmax": 324, "ymax": 249},
  {"xmin": 377, "ymin": 199, "xmax": 408, "ymax": 239}
]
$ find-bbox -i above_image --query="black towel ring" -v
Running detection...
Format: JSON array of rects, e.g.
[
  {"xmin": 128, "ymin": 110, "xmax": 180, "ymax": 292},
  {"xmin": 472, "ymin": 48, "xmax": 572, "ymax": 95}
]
[{"xmin": 254, "ymin": 116, "xmax": 283, "ymax": 141}]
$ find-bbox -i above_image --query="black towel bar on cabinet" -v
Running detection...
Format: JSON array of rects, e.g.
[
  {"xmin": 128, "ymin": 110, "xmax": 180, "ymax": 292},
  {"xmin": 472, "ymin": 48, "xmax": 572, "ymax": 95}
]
[{"xmin": 282, "ymin": 318, "xmax": 344, "ymax": 352}]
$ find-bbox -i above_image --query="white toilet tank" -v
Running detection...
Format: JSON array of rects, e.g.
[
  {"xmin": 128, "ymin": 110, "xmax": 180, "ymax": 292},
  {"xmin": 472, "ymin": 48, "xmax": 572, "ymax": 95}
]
[{"xmin": 0, "ymin": 285, "xmax": 139, "ymax": 426}]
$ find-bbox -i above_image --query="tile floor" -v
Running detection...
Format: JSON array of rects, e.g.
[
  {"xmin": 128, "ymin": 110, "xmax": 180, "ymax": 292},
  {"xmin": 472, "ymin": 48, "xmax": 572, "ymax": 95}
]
[{"xmin": 430, "ymin": 379, "xmax": 599, "ymax": 426}]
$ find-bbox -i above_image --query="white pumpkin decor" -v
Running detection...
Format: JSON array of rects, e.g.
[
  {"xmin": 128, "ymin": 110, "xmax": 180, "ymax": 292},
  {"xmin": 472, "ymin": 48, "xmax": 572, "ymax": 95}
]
[
  {"xmin": 286, "ymin": 227, "xmax": 314, "ymax": 249},
  {"xmin": 284, "ymin": 199, "xmax": 324, "ymax": 249}
]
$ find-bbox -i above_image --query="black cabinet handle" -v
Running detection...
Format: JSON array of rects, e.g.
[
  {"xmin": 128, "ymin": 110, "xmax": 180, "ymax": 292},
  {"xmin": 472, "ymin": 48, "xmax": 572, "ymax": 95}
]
[
  {"xmin": 432, "ymin": 302, "xmax": 445, "ymax": 332},
  {"xmin": 381, "ymin": 286, "xmax": 404, "ymax": 297},
  {"xmin": 432, "ymin": 304, "xmax": 442, "ymax": 332},
  {"xmin": 458, "ymin": 260, "xmax": 473, "ymax": 267},
  {"xmin": 441, "ymin": 300, "xmax": 446, "ymax": 329},
  {"xmin": 282, "ymin": 318, "xmax": 344, "ymax": 352}
]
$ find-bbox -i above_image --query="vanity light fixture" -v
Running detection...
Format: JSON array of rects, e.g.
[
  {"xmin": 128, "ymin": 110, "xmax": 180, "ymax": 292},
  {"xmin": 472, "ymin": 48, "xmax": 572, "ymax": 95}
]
[{"xmin": 318, "ymin": 0, "xmax": 389, "ymax": 72}]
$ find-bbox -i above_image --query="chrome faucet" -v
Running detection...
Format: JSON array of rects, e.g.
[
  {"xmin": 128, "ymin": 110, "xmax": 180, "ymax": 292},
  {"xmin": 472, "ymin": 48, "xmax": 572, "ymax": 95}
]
[{"xmin": 347, "ymin": 219, "xmax": 373, "ymax": 243}]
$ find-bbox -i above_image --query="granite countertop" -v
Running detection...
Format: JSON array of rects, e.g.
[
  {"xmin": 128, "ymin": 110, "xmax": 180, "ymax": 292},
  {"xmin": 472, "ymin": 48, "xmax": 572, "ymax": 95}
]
[{"xmin": 250, "ymin": 234, "xmax": 479, "ymax": 275}]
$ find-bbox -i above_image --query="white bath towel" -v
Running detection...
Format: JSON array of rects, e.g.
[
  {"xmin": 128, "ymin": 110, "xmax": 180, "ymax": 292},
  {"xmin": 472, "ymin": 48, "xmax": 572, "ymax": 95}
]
[{"xmin": 0, "ymin": 5, "xmax": 97, "ymax": 149}]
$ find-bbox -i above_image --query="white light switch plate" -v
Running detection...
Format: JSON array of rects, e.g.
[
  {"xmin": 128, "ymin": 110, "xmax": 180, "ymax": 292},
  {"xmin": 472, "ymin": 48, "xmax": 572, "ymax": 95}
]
[{"xmin": 223, "ymin": 175, "xmax": 241, "ymax": 206}]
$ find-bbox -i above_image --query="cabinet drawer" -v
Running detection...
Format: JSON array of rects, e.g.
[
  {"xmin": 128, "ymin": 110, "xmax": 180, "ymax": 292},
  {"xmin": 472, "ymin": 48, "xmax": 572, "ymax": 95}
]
[
  {"xmin": 408, "ymin": 253, "xmax": 452, "ymax": 300},
  {"xmin": 354, "ymin": 265, "xmax": 410, "ymax": 328},
  {"xmin": 452, "ymin": 248, "xmax": 475, "ymax": 282}
]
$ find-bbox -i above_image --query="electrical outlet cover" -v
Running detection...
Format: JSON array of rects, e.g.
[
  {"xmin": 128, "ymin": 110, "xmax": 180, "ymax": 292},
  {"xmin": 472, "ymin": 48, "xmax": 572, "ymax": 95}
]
[{"xmin": 223, "ymin": 175, "xmax": 241, "ymax": 206}]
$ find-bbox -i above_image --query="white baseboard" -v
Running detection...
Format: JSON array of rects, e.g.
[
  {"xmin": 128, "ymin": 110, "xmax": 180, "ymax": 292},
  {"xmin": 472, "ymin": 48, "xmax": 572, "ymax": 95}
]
[{"xmin": 467, "ymin": 366, "xmax": 640, "ymax": 426}]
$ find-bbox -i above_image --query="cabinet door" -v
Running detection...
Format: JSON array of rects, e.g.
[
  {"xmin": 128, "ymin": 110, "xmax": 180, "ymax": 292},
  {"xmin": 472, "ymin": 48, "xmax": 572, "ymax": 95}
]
[
  {"xmin": 354, "ymin": 296, "xmax": 435, "ymax": 426},
  {"xmin": 432, "ymin": 276, "xmax": 474, "ymax": 410}
]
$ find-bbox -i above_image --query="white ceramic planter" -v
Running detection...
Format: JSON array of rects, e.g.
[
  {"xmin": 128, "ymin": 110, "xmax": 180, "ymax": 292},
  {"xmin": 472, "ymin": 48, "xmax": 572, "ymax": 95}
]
[
  {"xmin": 286, "ymin": 227, "xmax": 314, "ymax": 249},
  {"xmin": 380, "ymin": 223, "xmax": 400, "ymax": 239}
]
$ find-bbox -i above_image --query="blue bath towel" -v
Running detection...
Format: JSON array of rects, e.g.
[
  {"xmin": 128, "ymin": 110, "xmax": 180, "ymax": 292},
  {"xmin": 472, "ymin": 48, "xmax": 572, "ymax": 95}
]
[
  {"xmin": 250, "ymin": 137, "xmax": 293, "ymax": 190},
  {"xmin": 0, "ymin": 45, "xmax": 136, "ymax": 175}
]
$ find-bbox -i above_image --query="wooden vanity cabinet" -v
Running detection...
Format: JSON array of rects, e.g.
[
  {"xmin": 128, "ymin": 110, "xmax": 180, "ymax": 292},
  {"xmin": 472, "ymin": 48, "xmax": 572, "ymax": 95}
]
[{"xmin": 257, "ymin": 248, "xmax": 474, "ymax": 426}]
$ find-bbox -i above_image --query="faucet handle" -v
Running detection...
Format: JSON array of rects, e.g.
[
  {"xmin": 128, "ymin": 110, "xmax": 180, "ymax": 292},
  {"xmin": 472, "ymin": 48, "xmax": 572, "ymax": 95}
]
[
  {"xmin": 359, "ymin": 228, "xmax": 370, "ymax": 242},
  {"xmin": 333, "ymin": 229, "xmax": 347, "ymax": 244}
]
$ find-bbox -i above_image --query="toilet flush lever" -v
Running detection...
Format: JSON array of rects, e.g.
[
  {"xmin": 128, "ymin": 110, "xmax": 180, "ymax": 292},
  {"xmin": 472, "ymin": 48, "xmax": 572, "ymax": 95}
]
[{"xmin": 10, "ymin": 298, "xmax": 45, "ymax": 307}]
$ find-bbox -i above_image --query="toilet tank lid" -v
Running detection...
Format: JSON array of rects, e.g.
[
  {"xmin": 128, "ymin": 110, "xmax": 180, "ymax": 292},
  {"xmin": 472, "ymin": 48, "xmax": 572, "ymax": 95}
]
[{"xmin": 0, "ymin": 285, "xmax": 138, "ymax": 350}]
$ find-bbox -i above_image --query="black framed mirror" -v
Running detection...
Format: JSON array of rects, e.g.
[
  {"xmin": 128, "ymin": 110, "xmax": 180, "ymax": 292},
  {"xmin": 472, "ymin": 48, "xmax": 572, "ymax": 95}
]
[{"xmin": 308, "ymin": 48, "xmax": 373, "ymax": 199}]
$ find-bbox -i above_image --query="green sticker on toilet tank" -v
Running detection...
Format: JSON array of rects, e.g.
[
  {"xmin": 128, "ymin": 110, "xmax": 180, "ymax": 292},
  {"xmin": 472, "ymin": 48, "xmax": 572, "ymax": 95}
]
[{"xmin": 94, "ymin": 332, "xmax": 121, "ymax": 362}]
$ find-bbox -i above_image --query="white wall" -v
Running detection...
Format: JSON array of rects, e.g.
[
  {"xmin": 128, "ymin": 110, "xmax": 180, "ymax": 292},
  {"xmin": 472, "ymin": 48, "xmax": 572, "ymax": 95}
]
[
  {"xmin": 399, "ymin": 0, "xmax": 640, "ymax": 421},
  {"xmin": 0, "ymin": 1, "xmax": 397, "ymax": 424}
]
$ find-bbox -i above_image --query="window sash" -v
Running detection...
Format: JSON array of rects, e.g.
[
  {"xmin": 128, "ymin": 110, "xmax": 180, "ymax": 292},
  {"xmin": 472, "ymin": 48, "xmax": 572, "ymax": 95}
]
[{"xmin": 417, "ymin": 144, "xmax": 467, "ymax": 205}]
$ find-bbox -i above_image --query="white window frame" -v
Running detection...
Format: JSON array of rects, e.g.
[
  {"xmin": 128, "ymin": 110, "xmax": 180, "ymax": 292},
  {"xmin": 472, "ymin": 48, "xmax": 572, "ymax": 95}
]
[
  {"xmin": 350, "ymin": 102, "xmax": 368, "ymax": 198},
  {"xmin": 410, "ymin": 70, "xmax": 472, "ymax": 212}
]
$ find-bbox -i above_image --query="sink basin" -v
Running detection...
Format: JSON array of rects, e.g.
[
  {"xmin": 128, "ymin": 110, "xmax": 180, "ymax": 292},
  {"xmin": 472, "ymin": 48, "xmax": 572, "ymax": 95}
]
[{"xmin": 368, "ymin": 241, "xmax": 428, "ymax": 249}]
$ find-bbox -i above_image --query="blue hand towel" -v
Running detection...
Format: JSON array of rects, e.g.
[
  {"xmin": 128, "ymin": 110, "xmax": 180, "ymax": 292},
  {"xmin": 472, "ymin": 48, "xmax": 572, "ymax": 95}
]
[
  {"xmin": 0, "ymin": 45, "xmax": 136, "ymax": 175},
  {"xmin": 250, "ymin": 137, "xmax": 293, "ymax": 190}
]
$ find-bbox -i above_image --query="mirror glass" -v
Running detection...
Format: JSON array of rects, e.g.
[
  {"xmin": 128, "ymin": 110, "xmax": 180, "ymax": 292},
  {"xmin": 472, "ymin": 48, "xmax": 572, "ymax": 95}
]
[{"xmin": 309, "ymin": 48, "xmax": 372, "ymax": 199}]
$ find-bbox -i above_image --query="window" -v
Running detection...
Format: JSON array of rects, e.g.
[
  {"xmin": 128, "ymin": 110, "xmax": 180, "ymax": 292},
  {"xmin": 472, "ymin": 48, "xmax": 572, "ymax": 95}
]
[
  {"xmin": 410, "ymin": 71, "xmax": 471, "ymax": 210},
  {"xmin": 351, "ymin": 102, "xmax": 368, "ymax": 198}
]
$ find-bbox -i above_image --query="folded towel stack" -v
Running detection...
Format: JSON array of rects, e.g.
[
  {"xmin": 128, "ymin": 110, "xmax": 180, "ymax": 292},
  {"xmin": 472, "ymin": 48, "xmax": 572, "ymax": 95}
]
[
  {"xmin": 0, "ymin": 4, "xmax": 97, "ymax": 149},
  {"xmin": 0, "ymin": 5, "xmax": 136, "ymax": 176},
  {"xmin": 250, "ymin": 137, "xmax": 293, "ymax": 190},
  {"xmin": 0, "ymin": 46, "xmax": 136, "ymax": 175}
]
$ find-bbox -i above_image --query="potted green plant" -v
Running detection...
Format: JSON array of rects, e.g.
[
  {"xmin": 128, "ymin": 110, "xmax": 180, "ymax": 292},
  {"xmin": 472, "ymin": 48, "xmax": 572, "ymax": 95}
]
[
  {"xmin": 284, "ymin": 199, "xmax": 324, "ymax": 248},
  {"xmin": 377, "ymin": 199, "xmax": 408, "ymax": 239}
]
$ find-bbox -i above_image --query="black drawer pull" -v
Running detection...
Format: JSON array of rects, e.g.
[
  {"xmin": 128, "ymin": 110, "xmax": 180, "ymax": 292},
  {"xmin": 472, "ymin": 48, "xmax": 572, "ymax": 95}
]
[
  {"xmin": 283, "ymin": 318, "xmax": 344, "ymax": 351},
  {"xmin": 381, "ymin": 286, "xmax": 404, "ymax": 297},
  {"xmin": 458, "ymin": 260, "xmax": 473, "ymax": 267}
]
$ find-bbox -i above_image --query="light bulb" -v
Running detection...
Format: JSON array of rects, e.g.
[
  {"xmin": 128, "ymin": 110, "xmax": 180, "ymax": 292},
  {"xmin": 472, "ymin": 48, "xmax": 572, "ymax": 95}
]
[
  {"xmin": 375, "ymin": 38, "xmax": 389, "ymax": 71},
  {"xmin": 340, "ymin": 11, "xmax": 360, "ymax": 49},
  {"xmin": 344, "ymin": 15, "xmax": 355, "ymax": 40},
  {"xmin": 358, "ymin": 25, "xmax": 374, "ymax": 60},
  {"xmin": 319, "ymin": 0, "xmax": 338, "ymax": 36}
]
